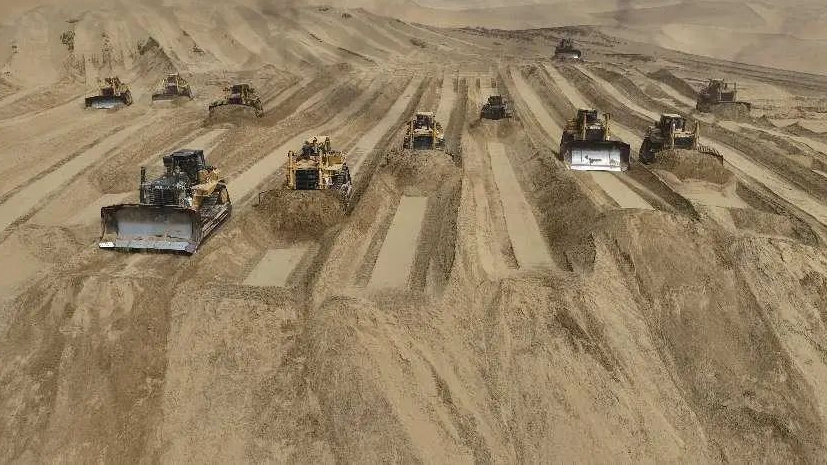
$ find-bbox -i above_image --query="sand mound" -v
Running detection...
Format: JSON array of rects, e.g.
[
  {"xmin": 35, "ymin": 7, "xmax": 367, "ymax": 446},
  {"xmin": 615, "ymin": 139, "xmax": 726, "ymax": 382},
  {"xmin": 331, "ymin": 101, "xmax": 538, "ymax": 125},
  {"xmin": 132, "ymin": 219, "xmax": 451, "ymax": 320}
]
[
  {"xmin": 254, "ymin": 188, "xmax": 345, "ymax": 237},
  {"xmin": 657, "ymin": 149, "xmax": 734, "ymax": 184}
]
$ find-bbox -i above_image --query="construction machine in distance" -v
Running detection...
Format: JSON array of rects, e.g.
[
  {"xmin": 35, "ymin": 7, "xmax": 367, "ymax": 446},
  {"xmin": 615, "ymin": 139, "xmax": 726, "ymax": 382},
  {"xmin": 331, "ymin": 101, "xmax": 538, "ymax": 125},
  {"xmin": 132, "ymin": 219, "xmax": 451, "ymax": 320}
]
[
  {"xmin": 696, "ymin": 79, "xmax": 751, "ymax": 114},
  {"xmin": 639, "ymin": 113, "xmax": 722, "ymax": 164},
  {"xmin": 85, "ymin": 76, "xmax": 133, "ymax": 109},
  {"xmin": 208, "ymin": 83, "xmax": 263, "ymax": 117},
  {"xmin": 286, "ymin": 136, "xmax": 353, "ymax": 203},
  {"xmin": 559, "ymin": 109, "xmax": 630, "ymax": 171},
  {"xmin": 152, "ymin": 73, "xmax": 193, "ymax": 102},
  {"xmin": 480, "ymin": 95, "xmax": 513, "ymax": 120},
  {"xmin": 99, "ymin": 149, "xmax": 231, "ymax": 254},
  {"xmin": 554, "ymin": 38, "xmax": 582, "ymax": 61},
  {"xmin": 403, "ymin": 111, "xmax": 445, "ymax": 150}
]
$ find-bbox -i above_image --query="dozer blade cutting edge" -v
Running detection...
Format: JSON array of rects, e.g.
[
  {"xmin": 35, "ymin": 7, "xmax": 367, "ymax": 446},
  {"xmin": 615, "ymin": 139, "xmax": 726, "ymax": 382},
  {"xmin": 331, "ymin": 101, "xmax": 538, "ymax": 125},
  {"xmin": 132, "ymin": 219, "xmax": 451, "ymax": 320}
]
[
  {"xmin": 99, "ymin": 203, "xmax": 230, "ymax": 254},
  {"xmin": 85, "ymin": 96, "xmax": 126, "ymax": 109},
  {"xmin": 564, "ymin": 140, "xmax": 630, "ymax": 172}
]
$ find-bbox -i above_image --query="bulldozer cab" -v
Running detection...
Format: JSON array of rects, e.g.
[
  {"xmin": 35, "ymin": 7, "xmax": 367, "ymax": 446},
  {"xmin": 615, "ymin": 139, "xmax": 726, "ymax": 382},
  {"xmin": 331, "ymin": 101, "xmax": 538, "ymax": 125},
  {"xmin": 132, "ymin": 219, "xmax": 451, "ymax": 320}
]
[
  {"xmin": 230, "ymin": 84, "xmax": 252, "ymax": 97},
  {"xmin": 488, "ymin": 95, "xmax": 504, "ymax": 106},
  {"xmin": 659, "ymin": 114, "xmax": 686, "ymax": 133},
  {"xmin": 163, "ymin": 150, "xmax": 207, "ymax": 182},
  {"xmin": 414, "ymin": 112, "xmax": 434, "ymax": 130},
  {"xmin": 577, "ymin": 109, "xmax": 599, "ymax": 124}
]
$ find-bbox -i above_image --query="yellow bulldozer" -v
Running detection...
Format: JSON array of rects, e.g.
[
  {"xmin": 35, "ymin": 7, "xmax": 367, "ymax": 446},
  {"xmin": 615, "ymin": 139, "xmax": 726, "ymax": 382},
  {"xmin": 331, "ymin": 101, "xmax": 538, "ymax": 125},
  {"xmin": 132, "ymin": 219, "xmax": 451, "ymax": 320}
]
[
  {"xmin": 99, "ymin": 149, "xmax": 231, "ymax": 254},
  {"xmin": 403, "ymin": 111, "xmax": 445, "ymax": 150},
  {"xmin": 286, "ymin": 136, "xmax": 353, "ymax": 203},
  {"xmin": 560, "ymin": 109, "xmax": 630, "ymax": 171},
  {"xmin": 208, "ymin": 83, "xmax": 263, "ymax": 117},
  {"xmin": 152, "ymin": 73, "xmax": 193, "ymax": 102},
  {"xmin": 85, "ymin": 76, "xmax": 133, "ymax": 109}
]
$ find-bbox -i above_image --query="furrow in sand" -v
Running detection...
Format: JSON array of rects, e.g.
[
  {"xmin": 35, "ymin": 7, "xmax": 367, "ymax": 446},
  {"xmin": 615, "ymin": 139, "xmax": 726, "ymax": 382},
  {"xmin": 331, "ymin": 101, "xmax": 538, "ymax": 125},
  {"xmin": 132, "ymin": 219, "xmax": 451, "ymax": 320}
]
[
  {"xmin": 348, "ymin": 76, "xmax": 424, "ymax": 177},
  {"xmin": 486, "ymin": 141, "xmax": 555, "ymax": 269},
  {"xmin": 262, "ymin": 76, "xmax": 315, "ymax": 108},
  {"xmin": 510, "ymin": 67, "xmax": 653, "ymax": 210},
  {"xmin": 463, "ymin": 80, "xmax": 512, "ymax": 277},
  {"xmin": 573, "ymin": 64, "xmax": 660, "ymax": 120},
  {"xmin": 368, "ymin": 196, "xmax": 428, "ymax": 289},
  {"xmin": 434, "ymin": 72, "xmax": 456, "ymax": 131},
  {"xmin": 227, "ymin": 75, "xmax": 388, "ymax": 203},
  {"xmin": 243, "ymin": 76, "xmax": 424, "ymax": 288},
  {"xmin": 0, "ymin": 113, "xmax": 160, "ymax": 233},
  {"xmin": 571, "ymin": 63, "xmax": 827, "ymax": 226}
]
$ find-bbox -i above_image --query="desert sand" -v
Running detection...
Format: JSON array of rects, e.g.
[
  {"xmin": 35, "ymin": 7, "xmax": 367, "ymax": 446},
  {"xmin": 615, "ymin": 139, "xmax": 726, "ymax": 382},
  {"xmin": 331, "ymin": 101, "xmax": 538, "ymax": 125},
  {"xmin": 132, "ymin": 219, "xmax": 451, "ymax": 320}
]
[{"xmin": 1, "ymin": 0, "xmax": 827, "ymax": 463}]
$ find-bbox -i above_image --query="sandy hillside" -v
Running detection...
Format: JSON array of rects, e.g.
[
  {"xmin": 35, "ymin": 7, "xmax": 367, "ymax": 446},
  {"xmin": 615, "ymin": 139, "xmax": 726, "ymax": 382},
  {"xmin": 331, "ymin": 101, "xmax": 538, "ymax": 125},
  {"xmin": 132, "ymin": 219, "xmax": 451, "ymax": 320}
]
[{"xmin": 1, "ymin": 0, "xmax": 827, "ymax": 463}]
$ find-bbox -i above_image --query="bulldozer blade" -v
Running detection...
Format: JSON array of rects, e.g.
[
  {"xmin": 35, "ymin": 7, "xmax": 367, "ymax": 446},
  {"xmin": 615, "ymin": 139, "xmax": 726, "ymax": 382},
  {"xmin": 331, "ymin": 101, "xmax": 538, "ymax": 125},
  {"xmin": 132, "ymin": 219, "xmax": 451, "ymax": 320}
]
[
  {"xmin": 85, "ymin": 96, "xmax": 125, "ymax": 109},
  {"xmin": 564, "ymin": 140, "xmax": 630, "ymax": 172},
  {"xmin": 151, "ymin": 94, "xmax": 177, "ymax": 102},
  {"xmin": 99, "ymin": 204, "xmax": 204, "ymax": 254}
]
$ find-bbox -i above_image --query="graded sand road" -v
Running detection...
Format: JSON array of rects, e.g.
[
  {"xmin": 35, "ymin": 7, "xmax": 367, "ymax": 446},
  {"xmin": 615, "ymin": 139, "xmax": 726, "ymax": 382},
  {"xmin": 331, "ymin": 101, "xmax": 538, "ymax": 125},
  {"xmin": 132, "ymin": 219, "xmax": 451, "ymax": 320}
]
[
  {"xmin": 486, "ymin": 141, "xmax": 554, "ymax": 269},
  {"xmin": 368, "ymin": 196, "xmax": 429, "ymax": 288},
  {"xmin": 509, "ymin": 67, "xmax": 653, "ymax": 210},
  {"xmin": 573, "ymin": 62, "xmax": 827, "ymax": 227}
]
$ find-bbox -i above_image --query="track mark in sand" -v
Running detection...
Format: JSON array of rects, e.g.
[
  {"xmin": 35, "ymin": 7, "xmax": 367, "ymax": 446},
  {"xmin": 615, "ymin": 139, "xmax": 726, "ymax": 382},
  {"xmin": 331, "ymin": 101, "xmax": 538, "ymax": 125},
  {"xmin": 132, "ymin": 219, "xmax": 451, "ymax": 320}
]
[
  {"xmin": 349, "ymin": 77, "xmax": 424, "ymax": 177},
  {"xmin": 487, "ymin": 142, "xmax": 554, "ymax": 269},
  {"xmin": 263, "ymin": 76, "xmax": 314, "ymax": 107},
  {"xmin": 648, "ymin": 76, "xmax": 697, "ymax": 107},
  {"xmin": 574, "ymin": 65, "xmax": 660, "ymax": 120},
  {"xmin": 243, "ymin": 244, "xmax": 311, "ymax": 287},
  {"xmin": 229, "ymin": 75, "xmax": 389, "ymax": 203},
  {"xmin": 66, "ymin": 193, "xmax": 132, "ymax": 226},
  {"xmin": 564, "ymin": 64, "xmax": 827, "ymax": 224},
  {"xmin": 707, "ymin": 141, "xmax": 827, "ymax": 226},
  {"xmin": 590, "ymin": 172, "xmax": 654, "ymax": 210},
  {"xmin": 434, "ymin": 73, "xmax": 456, "ymax": 131},
  {"xmin": 814, "ymin": 169, "xmax": 827, "ymax": 180},
  {"xmin": 510, "ymin": 68, "xmax": 653, "ymax": 211},
  {"xmin": 368, "ymin": 196, "xmax": 428, "ymax": 289},
  {"xmin": 0, "ymin": 118, "xmax": 155, "ymax": 233},
  {"xmin": 508, "ymin": 68, "xmax": 563, "ymax": 140},
  {"xmin": 294, "ymin": 77, "xmax": 356, "ymax": 114},
  {"xmin": 542, "ymin": 63, "xmax": 590, "ymax": 110}
]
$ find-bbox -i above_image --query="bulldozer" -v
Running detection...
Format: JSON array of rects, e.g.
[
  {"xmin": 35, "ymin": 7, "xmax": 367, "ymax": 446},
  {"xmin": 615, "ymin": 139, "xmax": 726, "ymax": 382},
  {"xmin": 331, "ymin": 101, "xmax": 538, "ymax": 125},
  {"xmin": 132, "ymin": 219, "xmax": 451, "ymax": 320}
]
[
  {"xmin": 152, "ymin": 73, "xmax": 193, "ymax": 102},
  {"xmin": 554, "ymin": 38, "xmax": 582, "ymax": 61},
  {"xmin": 403, "ymin": 111, "xmax": 445, "ymax": 150},
  {"xmin": 696, "ymin": 79, "xmax": 751, "ymax": 114},
  {"xmin": 559, "ymin": 109, "xmax": 630, "ymax": 171},
  {"xmin": 208, "ymin": 83, "xmax": 263, "ymax": 118},
  {"xmin": 639, "ymin": 113, "xmax": 721, "ymax": 164},
  {"xmin": 480, "ymin": 95, "xmax": 513, "ymax": 120},
  {"xmin": 85, "ymin": 76, "xmax": 133, "ymax": 109},
  {"xmin": 99, "ymin": 149, "xmax": 232, "ymax": 254},
  {"xmin": 286, "ymin": 136, "xmax": 353, "ymax": 203}
]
